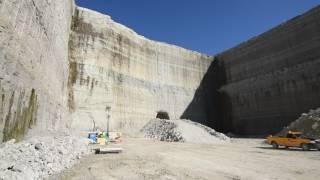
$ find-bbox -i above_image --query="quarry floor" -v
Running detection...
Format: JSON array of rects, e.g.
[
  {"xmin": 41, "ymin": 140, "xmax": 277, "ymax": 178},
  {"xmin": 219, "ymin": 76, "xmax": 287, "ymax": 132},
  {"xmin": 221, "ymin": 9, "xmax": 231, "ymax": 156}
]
[{"xmin": 55, "ymin": 138, "xmax": 320, "ymax": 180}]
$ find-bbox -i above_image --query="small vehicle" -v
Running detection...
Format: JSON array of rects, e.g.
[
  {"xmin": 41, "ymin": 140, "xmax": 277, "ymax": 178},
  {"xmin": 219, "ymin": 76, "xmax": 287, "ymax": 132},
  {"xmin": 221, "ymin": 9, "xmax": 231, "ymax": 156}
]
[{"xmin": 266, "ymin": 131, "xmax": 320, "ymax": 151}]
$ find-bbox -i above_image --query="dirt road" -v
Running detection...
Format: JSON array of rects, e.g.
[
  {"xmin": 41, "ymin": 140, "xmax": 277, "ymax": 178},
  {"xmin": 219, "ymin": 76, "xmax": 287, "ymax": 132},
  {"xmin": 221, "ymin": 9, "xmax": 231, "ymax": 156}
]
[{"xmin": 55, "ymin": 138, "xmax": 320, "ymax": 180}]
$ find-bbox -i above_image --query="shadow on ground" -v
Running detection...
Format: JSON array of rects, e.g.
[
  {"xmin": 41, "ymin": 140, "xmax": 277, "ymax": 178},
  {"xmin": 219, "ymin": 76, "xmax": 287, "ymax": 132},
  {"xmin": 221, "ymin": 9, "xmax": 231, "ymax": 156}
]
[{"xmin": 256, "ymin": 146, "xmax": 319, "ymax": 152}]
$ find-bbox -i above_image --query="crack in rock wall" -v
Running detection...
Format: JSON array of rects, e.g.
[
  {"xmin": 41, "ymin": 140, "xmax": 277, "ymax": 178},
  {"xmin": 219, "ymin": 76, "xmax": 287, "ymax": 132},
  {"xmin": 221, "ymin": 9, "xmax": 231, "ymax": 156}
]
[
  {"xmin": 68, "ymin": 7, "xmax": 213, "ymax": 134},
  {"xmin": 0, "ymin": 0, "xmax": 75, "ymax": 141}
]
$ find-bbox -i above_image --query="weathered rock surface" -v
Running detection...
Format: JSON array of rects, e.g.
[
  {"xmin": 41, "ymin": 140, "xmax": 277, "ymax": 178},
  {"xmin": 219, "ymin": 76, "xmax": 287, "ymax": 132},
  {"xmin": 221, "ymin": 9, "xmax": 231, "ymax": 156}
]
[
  {"xmin": 68, "ymin": 7, "xmax": 213, "ymax": 134},
  {"xmin": 0, "ymin": 1, "xmax": 213, "ymax": 140},
  {"xmin": 0, "ymin": 0, "xmax": 75, "ymax": 141},
  {"xmin": 190, "ymin": 5, "xmax": 320, "ymax": 135}
]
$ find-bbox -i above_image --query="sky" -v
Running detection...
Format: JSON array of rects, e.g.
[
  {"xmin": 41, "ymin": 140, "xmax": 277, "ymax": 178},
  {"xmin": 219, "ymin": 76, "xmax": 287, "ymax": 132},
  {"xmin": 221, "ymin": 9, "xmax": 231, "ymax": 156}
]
[{"xmin": 75, "ymin": 0, "xmax": 319, "ymax": 55}]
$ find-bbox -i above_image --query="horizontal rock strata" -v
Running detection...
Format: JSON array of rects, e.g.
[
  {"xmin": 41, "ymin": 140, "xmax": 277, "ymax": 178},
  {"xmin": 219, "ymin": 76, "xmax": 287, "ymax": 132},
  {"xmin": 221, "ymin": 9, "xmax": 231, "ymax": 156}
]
[
  {"xmin": 214, "ymin": 6, "xmax": 320, "ymax": 135},
  {"xmin": 68, "ymin": 7, "xmax": 213, "ymax": 133}
]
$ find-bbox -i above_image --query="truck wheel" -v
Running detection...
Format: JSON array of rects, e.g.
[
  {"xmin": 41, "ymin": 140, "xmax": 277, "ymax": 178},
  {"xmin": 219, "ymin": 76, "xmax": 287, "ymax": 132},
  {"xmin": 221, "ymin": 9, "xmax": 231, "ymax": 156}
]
[
  {"xmin": 301, "ymin": 144, "xmax": 310, "ymax": 151},
  {"xmin": 272, "ymin": 142, "xmax": 279, "ymax": 149}
]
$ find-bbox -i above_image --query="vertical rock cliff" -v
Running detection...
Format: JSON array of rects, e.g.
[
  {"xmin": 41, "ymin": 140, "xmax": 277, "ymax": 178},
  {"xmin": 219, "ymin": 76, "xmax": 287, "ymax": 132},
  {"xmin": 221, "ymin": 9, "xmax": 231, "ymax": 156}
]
[
  {"xmin": 215, "ymin": 6, "xmax": 320, "ymax": 135},
  {"xmin": 0, "ymin": 0, "xmax": 74, "ymax": 141},
  {"xmin": 68, "ymin": 7, "xmax": 213, "ymax": 133}
]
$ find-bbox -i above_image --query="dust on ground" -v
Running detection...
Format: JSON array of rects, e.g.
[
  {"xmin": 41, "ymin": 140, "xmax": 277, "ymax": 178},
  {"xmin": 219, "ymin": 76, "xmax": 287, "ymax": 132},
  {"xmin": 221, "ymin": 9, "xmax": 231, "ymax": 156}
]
[{"xmin": 55, "ymin": 138, "xmax": 320, "ymax": 180}]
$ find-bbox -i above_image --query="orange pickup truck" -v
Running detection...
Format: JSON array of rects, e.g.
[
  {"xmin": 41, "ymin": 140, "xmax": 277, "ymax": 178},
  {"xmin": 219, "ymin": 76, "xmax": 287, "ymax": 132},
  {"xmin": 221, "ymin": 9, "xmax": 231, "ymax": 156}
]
[{"xmin": 266, "ymin": 131, "xmax": 320, "ymax": 151}]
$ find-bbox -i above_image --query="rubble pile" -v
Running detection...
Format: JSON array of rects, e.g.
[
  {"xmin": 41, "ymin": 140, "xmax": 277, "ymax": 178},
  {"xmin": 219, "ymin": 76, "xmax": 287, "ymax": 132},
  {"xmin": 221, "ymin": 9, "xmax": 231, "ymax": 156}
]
[
  {"xmin": 281, "ymin": 108, "xmax": 320, "ymax": 138},
  {"xmin": 141, "ymin": 119, "xmax": 184, "ymax": 142},
  {"xmin": 141, "ymin": 119, "xmax": 230, "ymax": 144},
  {"xmin": 0, "ymin": 135, "xmax": 91, "ymax": 180}
]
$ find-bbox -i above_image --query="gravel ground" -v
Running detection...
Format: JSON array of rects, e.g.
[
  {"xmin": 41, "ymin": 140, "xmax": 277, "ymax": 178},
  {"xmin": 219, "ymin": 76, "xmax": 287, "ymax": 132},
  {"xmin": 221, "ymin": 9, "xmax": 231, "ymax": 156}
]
[
  {"xmin": 141, "ymin": 119, "xmax": 230, "ymax": 144},
  {"xmin": 0, "ymin": 135, "xmax": 91, "ymax": 180},
  {"xmin": 56, "ymin": 138, "xmax": 320, "ymax": 180}
]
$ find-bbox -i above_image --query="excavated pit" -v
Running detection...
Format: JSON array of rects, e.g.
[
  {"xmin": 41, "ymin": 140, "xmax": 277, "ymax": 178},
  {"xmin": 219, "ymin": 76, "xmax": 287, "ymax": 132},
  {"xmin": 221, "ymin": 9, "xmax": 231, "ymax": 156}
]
[{"xmin": 0, "ymin": 0, "xmax": 320, "ymax": 140}]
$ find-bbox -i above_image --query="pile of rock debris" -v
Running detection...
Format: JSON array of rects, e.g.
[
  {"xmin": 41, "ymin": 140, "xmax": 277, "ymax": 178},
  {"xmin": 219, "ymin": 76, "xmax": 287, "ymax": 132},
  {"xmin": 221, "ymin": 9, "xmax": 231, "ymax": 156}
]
[
  {"xmin": 141, "ymin": 119, "xmax": 230, "ymax": 144},
  {"xmin": 281, "ymin": 108, "xmax": 320, "ymax": 138},
  {"xmin": 0, "ymin": 135, "xmax": 91, "ymax": 180}
]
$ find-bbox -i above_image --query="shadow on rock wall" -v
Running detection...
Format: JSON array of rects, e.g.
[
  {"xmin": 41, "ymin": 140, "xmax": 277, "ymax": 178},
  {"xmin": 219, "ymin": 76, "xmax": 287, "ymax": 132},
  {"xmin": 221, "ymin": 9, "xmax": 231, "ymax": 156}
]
[{"xmin": 180, "ymin": 58, "xmax": 233, "ymax": 133}]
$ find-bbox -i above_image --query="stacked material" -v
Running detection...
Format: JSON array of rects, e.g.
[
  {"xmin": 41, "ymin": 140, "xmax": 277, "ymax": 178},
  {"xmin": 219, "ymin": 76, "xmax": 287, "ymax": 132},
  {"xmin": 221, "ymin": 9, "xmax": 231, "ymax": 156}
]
[
  {"xmin": 141, "ymin": 119, "xmax": 230, "ymax": 144},
  {"xmin": 0, "ymin": 135, "xmax": 91, "ymax": 180},
  {"xmin": 281, "ymin": 108, "xmax": 320, "ymax": 138}
]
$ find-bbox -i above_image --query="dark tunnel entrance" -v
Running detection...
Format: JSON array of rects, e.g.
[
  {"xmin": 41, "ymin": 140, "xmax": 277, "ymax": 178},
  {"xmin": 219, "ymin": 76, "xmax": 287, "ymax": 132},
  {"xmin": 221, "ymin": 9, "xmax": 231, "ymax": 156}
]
[{"xmin": 156, "ymin": 111, "xmax": 170, "ymax": 120}]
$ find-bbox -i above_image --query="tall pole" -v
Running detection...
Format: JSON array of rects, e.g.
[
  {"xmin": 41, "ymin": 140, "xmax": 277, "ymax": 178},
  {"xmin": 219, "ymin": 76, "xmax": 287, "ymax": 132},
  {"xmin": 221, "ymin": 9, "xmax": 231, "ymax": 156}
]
[
  {"xmin": 106, "ymin": 106, "xmax": 111, "ymax": 136},
  {"xmin": 107, "ymin": 114, "xmax": 110, "ymax": 136}
]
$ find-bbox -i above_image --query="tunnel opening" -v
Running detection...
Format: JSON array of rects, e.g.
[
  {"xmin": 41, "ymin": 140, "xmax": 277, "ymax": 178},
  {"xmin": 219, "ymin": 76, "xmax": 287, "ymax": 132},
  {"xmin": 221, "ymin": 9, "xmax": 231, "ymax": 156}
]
[{"xmin": 156, "ymin": 111, "xmax": 170, "ymax": 120}]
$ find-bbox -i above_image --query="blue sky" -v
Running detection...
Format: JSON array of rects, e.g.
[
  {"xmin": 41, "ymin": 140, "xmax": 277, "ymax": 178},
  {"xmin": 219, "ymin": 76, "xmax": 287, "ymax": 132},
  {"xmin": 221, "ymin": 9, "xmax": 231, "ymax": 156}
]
[{"xmin": 75, "ymin": 0, "xmax": 319, "ymax": 55}]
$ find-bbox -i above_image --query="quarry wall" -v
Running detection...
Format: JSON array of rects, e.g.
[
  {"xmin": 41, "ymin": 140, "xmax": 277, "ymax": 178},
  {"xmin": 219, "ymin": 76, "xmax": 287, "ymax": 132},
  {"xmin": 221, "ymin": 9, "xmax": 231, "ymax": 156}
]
[
  {"xmin": 0, "ymin": 0, "xmax": 74, "ymax": 141},
  {"xmin": 68, "ymin": 7, "xmax": 213, "ymax": 133},
  {"xmin": 214, "ymin": 6, "xmax": 320, "ymax": 135},
  {"xmin": 1, "ymin": 0, "xmax": 320, "ymax": 140}
]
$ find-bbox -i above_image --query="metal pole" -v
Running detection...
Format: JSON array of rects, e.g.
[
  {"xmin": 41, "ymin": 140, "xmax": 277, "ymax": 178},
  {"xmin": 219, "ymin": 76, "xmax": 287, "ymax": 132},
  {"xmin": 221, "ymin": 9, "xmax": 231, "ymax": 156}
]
[
  {"xmin": 106, "ymin": 106, "xmax": 111, "ymax": 136},
  {"xmin": 107, "ymin": 114, "xmax": 110, "ymax": 136}
]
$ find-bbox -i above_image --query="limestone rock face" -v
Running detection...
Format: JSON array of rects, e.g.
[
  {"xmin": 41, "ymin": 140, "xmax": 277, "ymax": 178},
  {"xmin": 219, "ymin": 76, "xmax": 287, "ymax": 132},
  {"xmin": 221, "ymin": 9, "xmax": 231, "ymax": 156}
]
[
  {"xmin": 0, "ymin": 0, "xmax": 75, "ymax": 141},
  {"xmin": 68, "ymin": 7, "xmax": 213, "ymax": 133},
  {"xmin": 2, "ymin": 0, "xmax": 319, "ymax": 139},
  {"xmin": 215, "ymin": 6, "xmax": 320, "ymax": 135}
]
